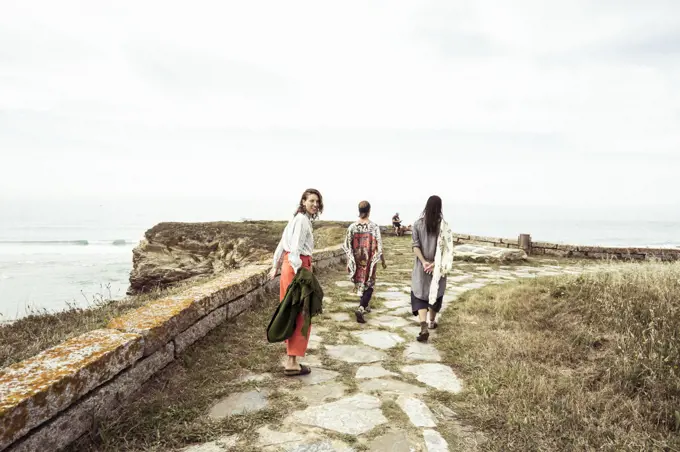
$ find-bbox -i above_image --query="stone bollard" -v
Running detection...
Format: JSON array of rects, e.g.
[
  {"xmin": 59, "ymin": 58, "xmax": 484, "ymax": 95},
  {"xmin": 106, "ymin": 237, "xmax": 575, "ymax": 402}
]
[{"xmin": 518, "ymin": 233, "xmax": 532, "ymax": 254}]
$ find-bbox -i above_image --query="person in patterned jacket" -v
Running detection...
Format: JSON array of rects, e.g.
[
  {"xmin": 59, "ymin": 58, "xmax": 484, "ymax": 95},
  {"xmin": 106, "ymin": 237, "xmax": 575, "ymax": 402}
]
[{"xmin": 342, "ymin": 201, "xmax": 387, "ymax": 323}]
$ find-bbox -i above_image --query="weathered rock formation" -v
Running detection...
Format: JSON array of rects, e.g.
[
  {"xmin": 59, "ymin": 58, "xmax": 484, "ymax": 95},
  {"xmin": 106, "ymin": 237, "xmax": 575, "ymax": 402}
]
[
  {"xmin": 453, "ymin": 244, "xmax": 528, "ymax": 263},
  {"xmin": 128, "ymin": 221, "xmax": 348, "ymax": 294}
]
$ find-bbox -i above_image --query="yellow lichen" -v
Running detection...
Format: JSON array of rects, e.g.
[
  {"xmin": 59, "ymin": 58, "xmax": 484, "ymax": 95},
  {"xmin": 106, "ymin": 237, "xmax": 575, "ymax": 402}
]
[
  {"xmin": 0, "ymin": 329, "xmax": 141, "ymax": 412},
  {"xmin": 107, "ymin": 298, "xmax": 197, "ymax": 331},
  {"xmin": 0, "ymin": 329, "xmax": 142, "ymax": 446}
]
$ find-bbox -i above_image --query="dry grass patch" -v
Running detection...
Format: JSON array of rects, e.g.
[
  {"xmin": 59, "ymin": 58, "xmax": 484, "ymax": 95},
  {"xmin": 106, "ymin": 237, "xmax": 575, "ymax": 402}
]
[
  {"xmin": 438, "ymin": 262, "xmax": 680, "ymax": 451},
  {"xmin": 0, "ymin": 280, "xmax": 203, "ymax": 368}
]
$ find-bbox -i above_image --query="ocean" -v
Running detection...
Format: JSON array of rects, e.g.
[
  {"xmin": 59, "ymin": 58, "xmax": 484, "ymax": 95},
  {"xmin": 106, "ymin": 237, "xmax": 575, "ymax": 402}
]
[{"xmin": 1, "ymin": 198, "xmax": 678, "ymax": 321}]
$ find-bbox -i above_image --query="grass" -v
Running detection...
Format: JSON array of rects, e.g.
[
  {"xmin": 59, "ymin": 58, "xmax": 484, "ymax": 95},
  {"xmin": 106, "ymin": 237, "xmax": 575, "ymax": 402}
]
[
  {"xmin": 143, "ymin": 220, "xmax": 349, "ymax": 253},
  {"xmin": 1, "ymin": 221, "xmax": 349, "ymax": 369},
  {"xmin": 437, "ymin": 261, "xmax": 680, "ymax": 451},
  {"xmin": 0, "ymin": 283, "xmax": 192, "ymax": 368}
]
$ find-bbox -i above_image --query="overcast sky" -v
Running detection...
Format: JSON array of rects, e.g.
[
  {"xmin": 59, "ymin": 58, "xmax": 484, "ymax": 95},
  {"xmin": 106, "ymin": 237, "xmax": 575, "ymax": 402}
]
[{"xmin": 1, "ymin": 0, "xmax": 679, "ymax": 223}]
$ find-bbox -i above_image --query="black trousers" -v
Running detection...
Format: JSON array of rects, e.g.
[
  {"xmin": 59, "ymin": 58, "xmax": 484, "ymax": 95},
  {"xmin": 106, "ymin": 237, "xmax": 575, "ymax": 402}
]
[{"xmin": 359, "ymin": 287, "xmax": 374, "ymax": 308}]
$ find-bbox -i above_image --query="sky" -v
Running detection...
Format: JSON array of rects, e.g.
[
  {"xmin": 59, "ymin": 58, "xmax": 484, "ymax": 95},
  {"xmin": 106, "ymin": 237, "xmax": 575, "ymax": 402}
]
[{"xmin": 1, "ymin": 0, "xmax": 680, "ymax": 225}]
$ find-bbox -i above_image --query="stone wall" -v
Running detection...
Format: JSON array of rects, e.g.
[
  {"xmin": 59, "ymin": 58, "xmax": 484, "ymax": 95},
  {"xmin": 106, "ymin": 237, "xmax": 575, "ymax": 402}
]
[
  {"xmin": 451, "ymin": 233, "xmax": 680, "ymax": 261},
  {"xmin": 381, "ymin": 227, "xmax": 680, "ymax": 261},
  {"xmin": 0, "ymin": 246, "xmax": 346, "ymax": 452}
]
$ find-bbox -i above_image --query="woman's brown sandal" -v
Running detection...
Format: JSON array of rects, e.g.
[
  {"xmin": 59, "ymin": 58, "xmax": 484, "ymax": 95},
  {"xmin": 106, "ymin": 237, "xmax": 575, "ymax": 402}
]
[{"xmin": 284, "ymin": 364, "xmax": 312, "ymax": 376}]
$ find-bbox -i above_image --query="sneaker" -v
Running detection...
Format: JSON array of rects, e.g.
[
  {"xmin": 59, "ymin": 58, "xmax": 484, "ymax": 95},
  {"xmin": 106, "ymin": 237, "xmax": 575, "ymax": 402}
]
[
  {"xmin": 364, "ymin": 306, "xmax": 372, "ymax": 313},
  {"xmin": 355, "ymin": 307, "xmax": 366, "ymax": 324}
]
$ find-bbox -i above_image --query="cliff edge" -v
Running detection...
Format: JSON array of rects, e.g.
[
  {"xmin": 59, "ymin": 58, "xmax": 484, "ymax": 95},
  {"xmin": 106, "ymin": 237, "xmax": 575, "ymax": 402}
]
[{"xmin": 128, "ymin": 220, "xmax": 348, "ymax": 294}]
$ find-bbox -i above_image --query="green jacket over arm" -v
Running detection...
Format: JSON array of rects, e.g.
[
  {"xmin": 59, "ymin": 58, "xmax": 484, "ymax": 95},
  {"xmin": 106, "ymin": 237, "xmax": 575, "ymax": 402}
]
[{"xmin": 266, "ymin": 268, "xmax": 324, "ymax": 343}]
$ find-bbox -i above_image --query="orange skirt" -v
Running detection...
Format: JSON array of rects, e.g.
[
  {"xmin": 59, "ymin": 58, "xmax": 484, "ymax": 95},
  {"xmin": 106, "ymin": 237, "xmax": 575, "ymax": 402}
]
[{"xmin": 280, "ymin": 252, "xmax": 313, "ymax": 357}]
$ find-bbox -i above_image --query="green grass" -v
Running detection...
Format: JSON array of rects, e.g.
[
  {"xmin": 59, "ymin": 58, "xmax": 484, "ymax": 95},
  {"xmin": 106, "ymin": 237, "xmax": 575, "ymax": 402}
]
[{"xmin": 436, "ymin": 261, "xmax": 680, "ymax": 451}]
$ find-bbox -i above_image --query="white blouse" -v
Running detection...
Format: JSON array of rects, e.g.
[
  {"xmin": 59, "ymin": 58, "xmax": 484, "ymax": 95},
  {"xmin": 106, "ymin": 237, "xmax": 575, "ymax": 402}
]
[{"xmin": 272, "ymin": 213, "xmax": 315, "ymax": 274}]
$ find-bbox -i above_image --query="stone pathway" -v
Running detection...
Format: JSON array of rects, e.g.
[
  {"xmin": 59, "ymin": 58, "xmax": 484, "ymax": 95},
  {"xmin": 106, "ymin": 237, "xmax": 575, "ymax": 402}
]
[{"xmin": 183, "ymin": 239, "xmax": 601, "ymax": 451}]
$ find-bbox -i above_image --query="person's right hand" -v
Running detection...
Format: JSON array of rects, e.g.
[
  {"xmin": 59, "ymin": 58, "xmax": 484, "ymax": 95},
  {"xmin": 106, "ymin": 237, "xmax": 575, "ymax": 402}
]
[
  {"xmin": 422, "ymin": 261, "xmax": 434, "ymax": 274},
  {"xmin": 268, "ymin": 267, "xmax": 277, "ymax": 280}
]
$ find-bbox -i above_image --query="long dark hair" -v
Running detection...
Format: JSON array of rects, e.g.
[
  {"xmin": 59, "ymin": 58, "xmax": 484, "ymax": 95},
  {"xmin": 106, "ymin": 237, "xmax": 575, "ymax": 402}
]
[
  {"xmin": 422, "ymin": 195, "xmax": 442, "ymax": 235},
  {"xmin": 295, "ymin": 188, "xmax": 324, "ymax": 219}
]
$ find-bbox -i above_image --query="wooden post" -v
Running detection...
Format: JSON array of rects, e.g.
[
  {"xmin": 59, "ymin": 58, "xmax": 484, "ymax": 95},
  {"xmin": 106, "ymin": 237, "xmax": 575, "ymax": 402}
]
[{"xmin": 518, "ymin": 233, "xmax": 532, "ymax": 254}]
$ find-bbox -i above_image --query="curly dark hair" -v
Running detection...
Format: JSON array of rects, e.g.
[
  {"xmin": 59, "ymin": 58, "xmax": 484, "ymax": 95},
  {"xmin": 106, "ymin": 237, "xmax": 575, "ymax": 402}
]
[{"xmin": 295, "ymin": 188, "xmax": 324, "ymax": 219}]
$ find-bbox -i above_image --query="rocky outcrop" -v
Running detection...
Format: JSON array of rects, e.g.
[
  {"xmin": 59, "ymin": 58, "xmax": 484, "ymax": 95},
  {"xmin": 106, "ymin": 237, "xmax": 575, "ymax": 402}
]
[
  {"xmin": 128, "ymin": 221, "xmax": 349, "ymax": 295},
  {"xmin": 453, "ymin": 244, "xmax": 528, "ymax": 263}
]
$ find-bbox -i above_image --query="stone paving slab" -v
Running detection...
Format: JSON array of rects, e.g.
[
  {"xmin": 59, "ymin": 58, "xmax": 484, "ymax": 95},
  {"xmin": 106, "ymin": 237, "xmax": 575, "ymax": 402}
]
[
  {"xmin": 355, "ymin": 364, "xmax": 398, "ymax": 380},
  {"xmin": 208, "ymin": 389, "xmax": 270, "ymax": 419},
  {"xmin": 376, "ymin": 291, "xmax": 411, "ymax": 301},
  {"xmin": 403, "ymin": 342, "xmax": 442, "ymax": 362},
  {"xmin": 358, "ymin": 378, "xmax": 427, "ymax": 396},
  {"xmin": 383, "ymin": 300, "xmax": 410, "ymax": 309},
  {"xmin": 423, "ymin": 429, "xmax": 449, "ymax": 451},
  {"xmin": 325, "ymin": 345, "xmax": 387, "ymax": 363},
  {"xmin": 372, "ymin": 315, "xmax": 412, "ymax": 328},
  {"xmin": 328, "ymin": 312, "xmax": 352, "ymax": 322},
  {"xmin": 396, "ymin": 396, "xmax": 437, "ymax": 428},
  {"xmin": 308, "ymin": 334, "xmax": 324, "ymax": 350},
  {"xmin": 301, "ymin": 355, "xmax": 324, "ymax": 368},
  {"xmin": 255, "ymin": 426, "xmax": 306, "ymax": 450},
  {"xmin": 288, "ymin": 440, "xmax": 355, "ymax": 451},
  {"xmin": 351, "ymin": 330, "xmax": 405, "ymax": 350},
  {"xmin": 290, "ymin": 394, "xmax": 387, "ymax": 435},
  {"xmin": 368, "ymin": 431, "xmax": 419, "ymax": 451},
  {"xmin": 292, "ymin": 381, "xmax": 347, "ymax": 407},
  {"xmin": 402, "ymin": 364, "xmax": 463, "ymax": 393},
  {"xmin": 297, "ymin": 368, "xmax": 340, "ymax": 386}
]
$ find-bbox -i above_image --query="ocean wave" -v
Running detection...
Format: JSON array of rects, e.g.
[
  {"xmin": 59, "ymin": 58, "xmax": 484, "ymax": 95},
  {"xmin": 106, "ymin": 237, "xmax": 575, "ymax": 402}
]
[{"xmin": 0, "ymin": 240, "xmax": 135, "ymax": 246}]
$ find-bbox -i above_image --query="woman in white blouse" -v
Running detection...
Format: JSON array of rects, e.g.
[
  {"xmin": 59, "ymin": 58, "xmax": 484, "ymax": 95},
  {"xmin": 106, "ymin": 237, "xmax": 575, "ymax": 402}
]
[{"xmin": 269, "ymin": 188, "xmax": 323, "ymax": 376}]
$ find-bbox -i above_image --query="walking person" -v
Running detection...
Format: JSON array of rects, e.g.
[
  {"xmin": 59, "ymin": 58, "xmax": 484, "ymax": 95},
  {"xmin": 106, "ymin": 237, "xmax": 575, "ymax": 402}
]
[
  {"xmin": 268, "ymin": 188, "xmax": 324, "ymax": 376},
  {"xmin": 342, "ymin": 201, "xmax": 386, "ymax": 323},
  {"xmin": 410, "ymin": 195, "xmax": 454, "ymax": 342}
]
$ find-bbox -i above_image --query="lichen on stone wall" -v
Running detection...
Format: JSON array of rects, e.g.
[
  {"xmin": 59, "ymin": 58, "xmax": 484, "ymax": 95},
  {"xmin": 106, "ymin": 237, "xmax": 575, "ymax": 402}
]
[{"xmin": 0, "ymin": 329, "xmax": 143, "ymax": 449}]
